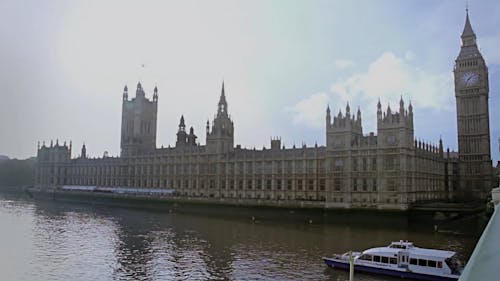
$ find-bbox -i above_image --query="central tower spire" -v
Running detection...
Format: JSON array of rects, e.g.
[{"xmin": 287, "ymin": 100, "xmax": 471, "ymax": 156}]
[
  {"xmin": 207, "ymin": 81, "xmax": 234, "ymax": 154},
  {"xmin": 218, "ymin": 81, "xmax": 228, "ymax": 116}
]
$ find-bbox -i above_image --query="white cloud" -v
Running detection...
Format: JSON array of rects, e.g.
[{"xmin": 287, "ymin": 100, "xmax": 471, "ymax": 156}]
[
  {"xmin": 287, "ymin": 93, "xmax": 329, "ymax": 128},
  {"xmin": 334, "ymin": 59, "xmax": 355, "ymax": 69},
  {"xmin": 404, "ymin": 50, "xmax": 416, "ymax": 61},
  {"xmin": 289, "ymin": 51, "xmax": 454, "ymax": 131}
]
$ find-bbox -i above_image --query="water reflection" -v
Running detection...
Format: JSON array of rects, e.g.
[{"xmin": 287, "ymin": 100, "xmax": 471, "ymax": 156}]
[{"xmin": 0, "ymin": 192, "xmax": 485, "ymax": 281}]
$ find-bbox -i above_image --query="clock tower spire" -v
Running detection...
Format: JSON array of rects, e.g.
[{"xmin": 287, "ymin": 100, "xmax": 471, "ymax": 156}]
[{"xmin": 454, "ymin": 9, "xmax": 492, "ymax": 201}]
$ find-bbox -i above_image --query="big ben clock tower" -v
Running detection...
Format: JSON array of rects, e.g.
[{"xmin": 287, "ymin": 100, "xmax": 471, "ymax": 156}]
[{"xmin": 454, "ymin": 10, "xmax": 492, "ymax": 201}]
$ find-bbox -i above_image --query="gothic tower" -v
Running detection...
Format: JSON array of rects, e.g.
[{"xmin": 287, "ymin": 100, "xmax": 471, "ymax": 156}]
[
  {"xmin": 454, "ymin": 10, "xmax": 492, "ymax": 200},
  {"xmin": 120, "ymin": 83, "xmax": 158, "ymax": 157},
  {"xmin": 206, "ymin": 81, "xmax": 234, "ymax": 154},
  {"xmin": 176, "ymin": 115, "xmax": 188, "ymax": 147}
]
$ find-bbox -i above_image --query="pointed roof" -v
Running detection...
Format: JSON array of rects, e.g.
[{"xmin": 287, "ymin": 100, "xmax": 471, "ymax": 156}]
[
  {"xmin": 219, "ymin": 80, "xmax": 227, "ymax": 105},
  {"xmin": 135, "ymin": 81, "xmax": 145, "ymax": 98},
  {"xmin": 179, "ymin": 115, "xmax": 185, "ymax": 127},
  {"xmin": 461, "ymin": 9, "xmax": 475, "ymax": 38},
  {"xmin": 458, "ymin": 8, "xmax": 482, "ymax": 58}
]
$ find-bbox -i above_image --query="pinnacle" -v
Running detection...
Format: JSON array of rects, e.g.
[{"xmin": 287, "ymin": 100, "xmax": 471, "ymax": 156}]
[{"xmin": 461, "ymin": 9, "xmax": 475, "ymax": 38}]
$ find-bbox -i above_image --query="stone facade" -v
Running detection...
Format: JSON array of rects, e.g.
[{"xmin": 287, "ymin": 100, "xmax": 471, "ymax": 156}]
[
  {"xmin": 454, "ymin": 11, "xmax": 493, "ymax": 201},
  {"xmin": 121, "ymin": 83, "xmax": 158, "ymax": 157},
  {"xmin": 35, "ymin": 12, "xmax": 494, "ymax": 209}
]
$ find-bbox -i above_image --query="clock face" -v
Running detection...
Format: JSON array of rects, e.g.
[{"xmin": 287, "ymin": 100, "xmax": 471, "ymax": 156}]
[{"xmin": 461, "ymin": 71, "xmax": 479, "ymax": 87}]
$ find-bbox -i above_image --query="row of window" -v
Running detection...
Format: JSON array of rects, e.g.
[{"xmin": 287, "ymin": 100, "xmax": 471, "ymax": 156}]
[
  {"xmin": 360, "ymin": 254, "xmax": 443, "ymax": 269},
  {"xmin": 186, "ymin": 192, "xmax": 326, "ymax": 201},
  {"xmin": 409, "ymin": 258, "xmax": 443, "ymax": 268},
  {"xmin": 48, "ymin": 177, "xmax": 327, "ymax": 191}
]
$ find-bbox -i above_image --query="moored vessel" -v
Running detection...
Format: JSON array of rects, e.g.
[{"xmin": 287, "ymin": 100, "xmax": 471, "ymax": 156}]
[{"xmin": 323, "ymin": 241, "xmax": 461, "ymax": 281}]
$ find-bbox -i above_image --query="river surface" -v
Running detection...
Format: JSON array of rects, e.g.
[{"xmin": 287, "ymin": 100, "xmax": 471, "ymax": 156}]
[{"xmin": 0, "ymin": 190, "xmax": 486, "ymax": 281}]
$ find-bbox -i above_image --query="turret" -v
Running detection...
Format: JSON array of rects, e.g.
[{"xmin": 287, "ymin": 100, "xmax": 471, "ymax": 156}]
[
  {"xmin": 176, "ymin": 115, "xmax": 187, "ymax": 147},
  {"xmin": 81, "ymin": 143, "xmax": 87, "ymax": 159},
  {"xmin": 206, "ymin": 81, "xmax": 234, "ymax": 153},
  {"xmin": 206, "ymin": 119, "xmax": 210, "ymax": 136},
  {"xmin": 136, "ymin": 82, "xmax": 145, "ymax": 99},
  {"xmin": 179, "ymin": 115, "xmax": 185, "ymax": 130},
  {"xmin": 326, "ymin": 105, "xmax": 331, "ymax": 126},
  {"xmin": 377, "ymin": 99, "xmax": 382, "ymax": 120},
  {"xmin": 218, "ymin": 81, "xmax": 228, "ymax": 116},
  {"xmin": 153, "ymin": 86, "xmax": 158, "ymax": 102},
  {"xmin": 123, "ymin": 85, "xmax": 128, "ymax": 101},
  {"xmin": 399, "ymin": 96, "xmax": 404, "ymax": 115},
  {"xmin": 187, "ymin": 127, "xmax": 197, "ymax": 146},
  {"xmin": 271, "ymin": 137, "xmax": 281, "ymax": 150},
  {"xmin": 439, "ymin": 137, "xmax": 444, "ymax": 157}
]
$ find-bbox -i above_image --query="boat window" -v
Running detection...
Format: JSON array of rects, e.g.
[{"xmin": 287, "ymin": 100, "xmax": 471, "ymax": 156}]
[
  {"xmin": 437, "ymin": 261, "xmax": 442, "ymax": 268},
  {"xmin": 410, "ymin": 258, "xmax": 417, "ymax": 265},
  {"xmin": 373, "ymin": 256, "xmax": 381, "ymax": 262},
  {"xmin": 418, "ymin": 259, "xmax": 427, "ymax": 266},
  {"xmin": 381, "ymin": 256, "xmax": 389, "ymax": 263},
  {"xmin": 359, "ymin": 254, "xmax": 372, "ymax": 261},
  {"xmin": 428, "ymin": 260, "xmax": 437, "ymax": 267},
  {"xmin": 390, "ymin": 257, "xmax": 397, "ymax": 264}
]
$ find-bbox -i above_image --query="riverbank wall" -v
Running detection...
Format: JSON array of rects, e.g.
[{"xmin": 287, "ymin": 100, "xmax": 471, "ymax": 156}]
[
  {"xmin": 26, "ymin": 188, "xmax": 410, "ymax": 226},
  {"xmin": 0, "ymin": 185, "xmax": 486, "ymax": 226}
]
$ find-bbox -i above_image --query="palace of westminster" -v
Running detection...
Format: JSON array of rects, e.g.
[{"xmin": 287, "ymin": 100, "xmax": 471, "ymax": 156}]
[{"xmin": 35, "ymin": 12, "xmax": 496, "ymax": 209}]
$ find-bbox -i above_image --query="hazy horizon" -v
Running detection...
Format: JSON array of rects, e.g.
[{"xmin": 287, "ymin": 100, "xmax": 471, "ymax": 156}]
[{"xmin": 1, "ymin": 0, "xmax": 499, "ymax": 162}]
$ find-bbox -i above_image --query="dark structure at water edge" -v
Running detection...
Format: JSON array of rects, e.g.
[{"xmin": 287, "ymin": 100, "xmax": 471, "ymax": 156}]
[{"xmin": 34, "ymin": 11, "xmax": 496, "ymax": 211}]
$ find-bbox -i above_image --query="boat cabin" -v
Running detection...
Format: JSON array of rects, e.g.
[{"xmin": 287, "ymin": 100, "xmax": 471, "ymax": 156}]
[{"xmin": 355, "ymin": 241, "xmax": 459, "ymax": 276}]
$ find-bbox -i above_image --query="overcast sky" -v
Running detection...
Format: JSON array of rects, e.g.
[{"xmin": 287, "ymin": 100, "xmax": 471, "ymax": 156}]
[{"xmin": 1, "ymin": 0, "xmax": 499, "ymax": 162}]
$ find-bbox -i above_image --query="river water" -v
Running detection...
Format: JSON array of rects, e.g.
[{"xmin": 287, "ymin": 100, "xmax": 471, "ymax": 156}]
[{"xmin": 0, "ymin": 191, "xmax": 486, "ymax": 281}]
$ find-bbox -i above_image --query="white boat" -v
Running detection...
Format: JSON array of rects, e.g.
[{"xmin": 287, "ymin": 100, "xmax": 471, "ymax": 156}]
[{"xmin": 323, "ymin": 241, "xmax": 462, "ymax": 281}]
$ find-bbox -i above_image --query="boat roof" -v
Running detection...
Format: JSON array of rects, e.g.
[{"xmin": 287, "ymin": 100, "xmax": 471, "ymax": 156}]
[{"xmin": 362, "ymin": 241, "xmax": 456, "ymax": 259}]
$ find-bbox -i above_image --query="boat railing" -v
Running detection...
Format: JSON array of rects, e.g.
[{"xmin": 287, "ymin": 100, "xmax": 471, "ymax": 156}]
[{"xmin": 332, "ymin": 252, "xmax": 362, "ymax": 261}]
